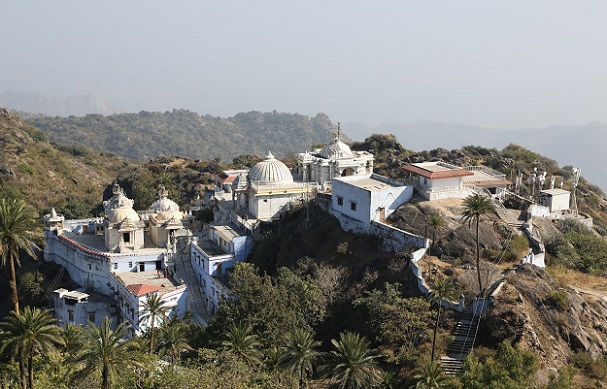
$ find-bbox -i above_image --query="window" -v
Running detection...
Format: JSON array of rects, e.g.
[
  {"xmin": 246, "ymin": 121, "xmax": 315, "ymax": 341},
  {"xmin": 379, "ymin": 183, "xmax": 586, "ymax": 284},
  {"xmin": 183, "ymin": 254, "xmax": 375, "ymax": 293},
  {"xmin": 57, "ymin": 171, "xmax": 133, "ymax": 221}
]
[
  {"xmin": 128, "ymin": 261, "xmax": 133, "ymax": 268},
  {"xmin": 68, "ymin": 311, "xmax": 74, "ymax": 321},
  {"xmin": 88, "ymin": 313, "xmax": 96, "ymax": 323},
  {"xmin": 123, "ymin": 232, "xmax": 131, "ymax": 243},
  {"xmin": 113, "ymin": 263, "xmax": 118, "ymax": 270},
  {"xmin": 350, "ymin": 202, "xmax": 357, "ymax": 211},
  {"xmin": 88, "ymin": 264, "xmax": 92, "ymax": 271},
  {"xmin": 337, "ymin": 197, "xmax": 343, "ymax": 206}
]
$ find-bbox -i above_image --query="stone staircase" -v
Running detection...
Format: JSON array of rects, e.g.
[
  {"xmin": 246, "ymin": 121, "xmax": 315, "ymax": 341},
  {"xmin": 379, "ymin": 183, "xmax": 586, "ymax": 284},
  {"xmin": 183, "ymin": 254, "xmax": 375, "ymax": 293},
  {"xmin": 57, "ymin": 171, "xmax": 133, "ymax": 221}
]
[
  {"xmin": 172, "ymin": 237, "xmax": 212, "ymax": 327},
  {"xmin": 440, "ymin": 313, "xmax": 480, "ymax": 376}
]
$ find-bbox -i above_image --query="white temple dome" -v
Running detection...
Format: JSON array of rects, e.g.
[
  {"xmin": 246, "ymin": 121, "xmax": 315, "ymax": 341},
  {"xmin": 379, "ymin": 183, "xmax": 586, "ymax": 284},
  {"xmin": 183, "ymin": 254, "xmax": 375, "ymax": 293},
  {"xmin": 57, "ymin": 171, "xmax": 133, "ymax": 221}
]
[
  {"xmin": 319, "ymin": 138, "xmax": 353, "ymax": 159},
  {"xmin": 248, "ymin": 152, "xmax": 293, "ymax": 185},
  {"xmin": 148, "ymin": 196, "xmax": 180, "ymax": 213},
  {"xmin": 107, "ymin": 207, "xmax": 140, "ymax": 224},
  {"xmin": 156, "ymin": 210, "xmax": 184, "ymax": 221},
  {"xmin": 104, "ymin": 183, "xmax": 141, "ymax": 223}
]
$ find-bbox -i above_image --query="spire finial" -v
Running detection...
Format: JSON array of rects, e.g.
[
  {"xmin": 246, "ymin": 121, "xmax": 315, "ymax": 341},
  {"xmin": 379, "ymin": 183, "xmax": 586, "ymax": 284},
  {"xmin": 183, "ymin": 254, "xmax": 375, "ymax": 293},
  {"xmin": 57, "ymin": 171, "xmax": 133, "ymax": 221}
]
[{"xmin": 337, "ymin": 122, "xmax": 341, "ymax": 141}]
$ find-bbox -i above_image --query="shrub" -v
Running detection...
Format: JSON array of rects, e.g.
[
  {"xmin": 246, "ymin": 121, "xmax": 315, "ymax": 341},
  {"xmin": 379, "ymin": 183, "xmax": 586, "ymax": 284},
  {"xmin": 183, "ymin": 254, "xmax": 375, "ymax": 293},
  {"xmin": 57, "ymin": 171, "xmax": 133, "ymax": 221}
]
[{"xmin": 546, "ymin": 290, "xmax": 569, "ymax": 311}]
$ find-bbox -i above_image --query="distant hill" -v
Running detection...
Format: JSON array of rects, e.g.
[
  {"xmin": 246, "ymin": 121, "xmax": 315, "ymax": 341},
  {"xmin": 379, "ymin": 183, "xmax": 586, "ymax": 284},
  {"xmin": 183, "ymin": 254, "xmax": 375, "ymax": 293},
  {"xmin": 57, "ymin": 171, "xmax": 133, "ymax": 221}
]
[
  {"xmin": 0, "ymin": 90, "xmax": 115, "ymax": 116},
  {"xmin": 24, "ymin": 110, "xmax": 335, "ymax": 163},
  {"xmin": 346, "ymin": 120, "xmax": 607, "ymax": 192}
]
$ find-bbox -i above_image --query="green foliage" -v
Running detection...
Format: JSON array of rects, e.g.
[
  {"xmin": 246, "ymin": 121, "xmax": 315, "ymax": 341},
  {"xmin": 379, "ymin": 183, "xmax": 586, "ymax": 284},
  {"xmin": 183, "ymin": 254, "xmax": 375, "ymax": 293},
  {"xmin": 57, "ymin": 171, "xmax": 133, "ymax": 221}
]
[
  {"xmin": 17, "ymin": 163, "xmax": 34, "ymax": 175},
  {"xmin": 554, "ymin": 232, "xmax": 607, "ymax": 274},
  {"xmin": 458, "ymin": 341, "xmax": 538, "ymax": 389},
  {"xmin": 325, "ymin": 331, "xmax": 382, "ymax": 389},
  {"xmin": 353, "ymin": 283, "xmax": 432, "ymax": 364},
  {"xmin": 508, "ymin": 234, "xmax": 530, "ymax": 260},
  {"xmin": 231, "ymin": 154, "xmax": 263, "ymax": 169},
  {"xmin": 26, "ymin": 110, "xmax": 335, "ymax": 162},
  {"xmin": 208, "ymin": 263, "xmax": 317, "ymax": 348},
  {"xmin": 570, "ymin": 351, "xmax": 607, "ymax": 380},
  {"xmin": 18, "ymin": 271, "xmax": 45, "ymax": 304},
  {"xmin": 546, "ymin": 290, "xmax": 570, "ymax": 311}
]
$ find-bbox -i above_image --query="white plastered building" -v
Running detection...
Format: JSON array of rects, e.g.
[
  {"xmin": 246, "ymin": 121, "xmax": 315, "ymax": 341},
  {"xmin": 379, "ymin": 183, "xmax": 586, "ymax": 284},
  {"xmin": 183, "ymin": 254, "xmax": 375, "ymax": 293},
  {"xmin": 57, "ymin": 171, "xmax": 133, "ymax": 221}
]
[
  {"xmin": 44, "ymin": 184, "xmax": 188, "ymax": 333},
  {"xmin": 296, "ymin": 135, "xmax": 374, "ymax": 188}
]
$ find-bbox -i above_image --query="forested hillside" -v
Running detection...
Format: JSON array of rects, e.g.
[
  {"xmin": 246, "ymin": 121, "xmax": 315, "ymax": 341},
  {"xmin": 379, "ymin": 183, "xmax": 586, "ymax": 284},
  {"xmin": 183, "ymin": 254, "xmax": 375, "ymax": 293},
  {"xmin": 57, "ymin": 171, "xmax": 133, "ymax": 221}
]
[{"xmin": 24, "ymin": 110, "xmax": 335, "ymax": 162}]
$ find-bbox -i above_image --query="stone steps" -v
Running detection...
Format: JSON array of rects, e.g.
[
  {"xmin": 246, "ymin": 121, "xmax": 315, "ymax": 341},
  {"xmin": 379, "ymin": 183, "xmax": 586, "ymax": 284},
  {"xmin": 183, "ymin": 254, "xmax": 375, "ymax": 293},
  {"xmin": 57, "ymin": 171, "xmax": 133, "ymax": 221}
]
[{"xmin": 440, "ymin": 313, "xmax": 480, "ymax": 376}]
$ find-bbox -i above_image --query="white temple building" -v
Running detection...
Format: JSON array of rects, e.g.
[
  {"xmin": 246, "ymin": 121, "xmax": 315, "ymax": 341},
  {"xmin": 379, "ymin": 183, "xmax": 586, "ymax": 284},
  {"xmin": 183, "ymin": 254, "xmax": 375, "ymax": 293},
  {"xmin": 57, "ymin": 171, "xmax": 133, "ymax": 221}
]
[
  {"xmin": 296, "ymin": 129, "xmax": 374, "ymax": 189},
  {"xmin": 44, "ymin": 184, "xmax": 189, "ymax": 334},
  {"xmin": 213, "ymin": 151, "xmax": 315, "ymax": 228}
]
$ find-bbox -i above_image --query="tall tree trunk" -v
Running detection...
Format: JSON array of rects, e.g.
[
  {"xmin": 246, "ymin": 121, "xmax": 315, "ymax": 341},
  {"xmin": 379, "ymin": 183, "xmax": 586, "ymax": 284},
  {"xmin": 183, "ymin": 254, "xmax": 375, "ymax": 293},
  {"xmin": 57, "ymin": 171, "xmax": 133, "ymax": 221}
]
[
  {"xmin": 19, "ymin": 360, "xmax": 26, "ymax": 389},
  {"xmin": 28, "ymin": 353, "xmax": 34, "ymax": 389},
  {"xmin": 431, "ymin": 228, "xmax": 436, "ymax": 253},
  {"xmin": 102, "ymin": 364, "xmax": 110, "ymax": 389},
  {"xmin": 476, "ymin": 217, "xmax": 483, "ymax": 295},
  {"xmin": 431, "ymin": 304, "xmax": 441, "ymax": 363},
  {"xmin": 9, "ymin": 255, "xmax": 20, "ymax": 315},
  {"xmin": 149, "ymin": 314, "xmax": 155, "ymax": 354}
]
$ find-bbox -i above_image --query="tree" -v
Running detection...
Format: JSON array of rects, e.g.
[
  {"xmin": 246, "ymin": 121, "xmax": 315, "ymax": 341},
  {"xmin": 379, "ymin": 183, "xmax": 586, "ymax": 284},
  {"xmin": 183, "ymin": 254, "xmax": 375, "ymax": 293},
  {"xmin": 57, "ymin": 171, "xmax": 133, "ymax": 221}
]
[
  {"xmin": 353, "ymin": 283, "xmax": 432, "ymax": 364},
  {"xmin": 0, "ymin": 198, "xmax": 44, "ymax": 314},
  {"xmin": 325, "ymin": 331, "xmax": 382, "ymax": 389},
  {"xmin": 73, "ymin": 317, "xmax": 142, "ymax": 389},
  {"xmin": 461, "ymin": 194, "xmax": 494, "ymax": 295},
  {"xmin": 429, "ymin": 277, "xmax": 455, "ymax": 363},
  {"xmin": 280, "ymin": 328, "xmax": 322, "ymax": 389},
  {"xmin": 139, "ymin": 293, "xmax": 168, "ymax": 354},
  {"xmin": 413, "ymin": 362, "xmax": 448, "ymax": 388},
  {"xmin": 220, "ymin": 323, "xmax": 262, "ymax": 367},
  {"xmin": 156, "ymin": 320, "xmax": 192, "ymax": 367},
  {"xmin": 0, "ymin": 307, "xmax": 64, "ymax": 389},
  {"xmin": 427, "ymin": 214, "xmax": 445, "ymax": 254}
]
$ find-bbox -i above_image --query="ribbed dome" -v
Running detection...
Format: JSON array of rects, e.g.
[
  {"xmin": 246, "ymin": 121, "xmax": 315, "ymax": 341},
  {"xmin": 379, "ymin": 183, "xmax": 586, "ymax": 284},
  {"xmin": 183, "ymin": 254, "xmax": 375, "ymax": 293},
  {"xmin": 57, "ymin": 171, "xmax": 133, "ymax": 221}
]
[
  {"xmin": 104, "ymin": 183, "xmax": 141, "ymax": 223},
  {"xmin": 107, "ymin": 207, "xmax": 140, "ymax": 223},
  {"xmin": 248, "ymin": 152, "xmax": 293, "ymax": 185},
  {"xmin": 319, "ymin": 138, "xmax": 353, "ymax": 159},
  {"xmin": 156, "ymin": 210, "xmax": 184, "ymax": 221}
]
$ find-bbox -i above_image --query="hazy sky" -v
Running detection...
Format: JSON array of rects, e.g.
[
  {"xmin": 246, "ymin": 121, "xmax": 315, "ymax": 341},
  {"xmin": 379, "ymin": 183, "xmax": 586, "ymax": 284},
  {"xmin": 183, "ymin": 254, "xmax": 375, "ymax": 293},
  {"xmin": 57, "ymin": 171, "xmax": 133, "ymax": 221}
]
[{"xmin": 2, "ymin": 1, "xmax": 606, "ymax": 128}]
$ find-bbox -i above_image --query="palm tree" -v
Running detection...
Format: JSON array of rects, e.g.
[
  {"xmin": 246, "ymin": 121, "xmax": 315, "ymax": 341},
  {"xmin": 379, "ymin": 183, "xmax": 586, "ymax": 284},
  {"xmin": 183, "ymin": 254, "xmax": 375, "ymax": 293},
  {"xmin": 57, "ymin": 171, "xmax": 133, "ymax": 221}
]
[
  {"xmin": 61, "ymin": 323, "xmax": 84, "ymax": 358},
  {"xmin": 325, "ymin": 331, "xmax": 382, "ymax": 389},
  {"xmin": 427, "ymin": 214, "xmax": 445, "ymax": 254},
  {"xmin": 0, "ymin": 307, "xmax": 65, "ymax": 389},
  {"xmin": 139, "ymin": 293, "xmax": 168, "ymax": 354},
  {"xmin": 413, "ymin": 362, "xmax": 447, "ymax": 388},
  {"xmin": 156, "ymin": 320, "xmax": 192, "ymax": 367},
  {"xmin": 280, "ymin": 327, "xmax": 322, "ymax": 389},
  {"xmin": 461, "ymin": 194, "xmax": 494, "ymax": 295},
  {"xmin": 73, "ymin": 317, "xmax": 142, "ymax": 389},
  {"xmin": 220, "ymin": 323, "xmax": 262, "ymax": 367},
  {"xmin": 0, "ymin": 198, "xmax": 44, "ymax": 314},
  {"xmin": 429, "ymin": 277, "xmax": 455, "ymax": 363}
]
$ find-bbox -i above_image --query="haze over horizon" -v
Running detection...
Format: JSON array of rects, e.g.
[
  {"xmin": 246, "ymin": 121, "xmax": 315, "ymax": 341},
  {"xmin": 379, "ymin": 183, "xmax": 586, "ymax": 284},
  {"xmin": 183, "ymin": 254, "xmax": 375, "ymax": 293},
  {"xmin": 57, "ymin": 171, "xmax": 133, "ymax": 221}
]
[{"xmin": 2, "ymin": 1, "xmax": 606, "ymax": 129}]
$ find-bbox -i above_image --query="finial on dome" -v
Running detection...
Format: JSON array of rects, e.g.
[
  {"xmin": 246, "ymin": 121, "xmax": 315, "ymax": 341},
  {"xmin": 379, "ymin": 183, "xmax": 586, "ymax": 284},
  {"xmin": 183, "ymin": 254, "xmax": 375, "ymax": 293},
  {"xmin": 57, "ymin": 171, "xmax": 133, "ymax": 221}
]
[
  {"xmin": 337, "ymin": 122, "xmax": 341, "ymax": 141},
  {"xmin": 112, "ymin": 182, "xmax": 124, "ymax": 195},
  {"xmin": 265, "ymin": 151, "xmax": 275, "ymax": 160},
  {"xmin": 51, "ymin": 208, "xmax": 58, "ymax": 218}
]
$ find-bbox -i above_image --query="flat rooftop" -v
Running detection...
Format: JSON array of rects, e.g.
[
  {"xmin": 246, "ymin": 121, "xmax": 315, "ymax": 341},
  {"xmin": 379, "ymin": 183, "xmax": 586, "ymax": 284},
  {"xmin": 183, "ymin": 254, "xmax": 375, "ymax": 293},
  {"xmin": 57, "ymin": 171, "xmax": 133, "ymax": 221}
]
[
  {"xmin": 404, "ymin": 162, "xmax": 474, "ymax": 179},
  {"xmin": 115, "ymin": 270, "xmax": 183, "ymax": 296},
  {"xmin": 335, "ymin": 174, "xmax": 403, "ymax": 191}
]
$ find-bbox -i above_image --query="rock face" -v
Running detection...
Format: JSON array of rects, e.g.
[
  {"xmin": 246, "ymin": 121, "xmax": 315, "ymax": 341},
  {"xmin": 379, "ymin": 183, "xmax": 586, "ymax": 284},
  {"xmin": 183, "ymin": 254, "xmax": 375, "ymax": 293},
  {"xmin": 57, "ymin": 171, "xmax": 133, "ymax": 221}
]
[
  {"xmin": 486, "ymin": 265, "xmax": 607, "ymax": 372},
  {"xmin": 388, "ymin": 198, "xmax": 510, "ymax": 261}
]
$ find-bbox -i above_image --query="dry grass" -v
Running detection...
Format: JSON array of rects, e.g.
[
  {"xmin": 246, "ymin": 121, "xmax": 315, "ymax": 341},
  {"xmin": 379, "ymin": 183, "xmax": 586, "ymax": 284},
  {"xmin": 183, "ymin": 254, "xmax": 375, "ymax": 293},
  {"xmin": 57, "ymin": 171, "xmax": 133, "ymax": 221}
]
[{"xmin": 550, "ymin": 267, "xmax": 607, "ymax": 292}]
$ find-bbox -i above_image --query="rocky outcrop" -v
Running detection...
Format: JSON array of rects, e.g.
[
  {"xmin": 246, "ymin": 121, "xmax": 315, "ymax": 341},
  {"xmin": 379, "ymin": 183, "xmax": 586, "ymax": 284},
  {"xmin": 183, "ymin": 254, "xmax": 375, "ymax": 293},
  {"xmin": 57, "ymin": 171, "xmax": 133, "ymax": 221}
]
[{"xmin": 486, "ymin": 264, "xmax": 607, "ymax": 371}]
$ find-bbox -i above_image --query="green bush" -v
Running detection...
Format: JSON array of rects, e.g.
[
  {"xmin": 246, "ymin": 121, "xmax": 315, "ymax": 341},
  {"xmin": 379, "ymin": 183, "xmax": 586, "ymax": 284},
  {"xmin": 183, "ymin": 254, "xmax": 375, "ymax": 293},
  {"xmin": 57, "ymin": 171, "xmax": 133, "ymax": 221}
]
[{"xmin": 546, "ymin": 290, "xmax": 569, "ymax": 311}]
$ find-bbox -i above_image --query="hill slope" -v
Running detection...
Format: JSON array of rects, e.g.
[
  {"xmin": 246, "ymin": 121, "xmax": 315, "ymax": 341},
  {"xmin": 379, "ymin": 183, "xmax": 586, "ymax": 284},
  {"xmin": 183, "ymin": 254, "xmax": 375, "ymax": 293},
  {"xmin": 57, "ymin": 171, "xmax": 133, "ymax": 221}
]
[
  {"xmin": 24, "ymin": 110, "xmax": 335, "ymax": 162},
  {"xmin": 0, "ymin": 108, "xmax": 138, "ymax": 216}
]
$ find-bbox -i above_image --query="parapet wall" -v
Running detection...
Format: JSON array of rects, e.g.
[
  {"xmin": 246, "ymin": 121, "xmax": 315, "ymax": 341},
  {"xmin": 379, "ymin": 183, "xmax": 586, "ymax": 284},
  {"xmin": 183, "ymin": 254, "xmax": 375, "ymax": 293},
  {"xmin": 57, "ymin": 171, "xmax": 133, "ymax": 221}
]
[{"xmin": 369, "ymin": 221, "xmax": 429, "ymax": 252}]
